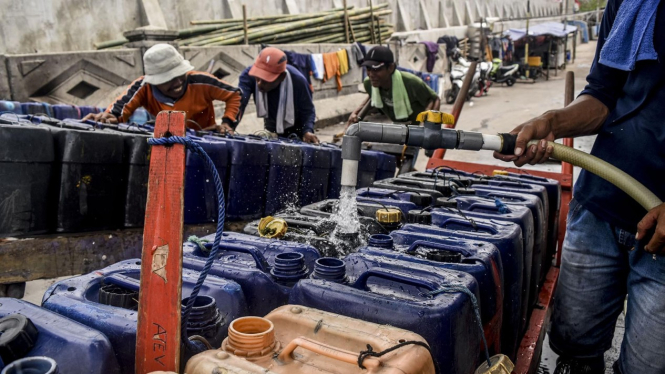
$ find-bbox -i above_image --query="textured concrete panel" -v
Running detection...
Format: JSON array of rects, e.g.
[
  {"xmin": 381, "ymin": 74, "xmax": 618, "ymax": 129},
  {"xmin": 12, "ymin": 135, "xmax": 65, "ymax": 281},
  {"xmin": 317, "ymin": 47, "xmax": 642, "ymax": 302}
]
[
  {"xmin": 397, "ymin": 43, "xmax": 446, "ymax": 74},
  {"xmin": 181, "ymin": 45, "xmax": 260, "ymax": 87},
  {"xmin": 6, "ymin": 49, "xmax": 144, "ymax": 105},
  {"xmin": 0, "ymin": 57, "xmax": 10, "ymax": 100}
]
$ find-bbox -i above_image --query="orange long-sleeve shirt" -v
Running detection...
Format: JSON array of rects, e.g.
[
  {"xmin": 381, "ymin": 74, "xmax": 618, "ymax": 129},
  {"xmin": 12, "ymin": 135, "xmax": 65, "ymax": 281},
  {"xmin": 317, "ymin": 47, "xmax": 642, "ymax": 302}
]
[{"xmin": 107, "ymin": 71, "xmax": 241, "ymax": 130}]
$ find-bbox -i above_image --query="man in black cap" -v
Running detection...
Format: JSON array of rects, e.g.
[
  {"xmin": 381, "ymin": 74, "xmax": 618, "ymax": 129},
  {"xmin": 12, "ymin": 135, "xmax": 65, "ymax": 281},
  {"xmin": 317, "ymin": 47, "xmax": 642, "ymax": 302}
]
[{"xmin": 346, "ymin": 46, "xmax": 440, "ymax": 127}]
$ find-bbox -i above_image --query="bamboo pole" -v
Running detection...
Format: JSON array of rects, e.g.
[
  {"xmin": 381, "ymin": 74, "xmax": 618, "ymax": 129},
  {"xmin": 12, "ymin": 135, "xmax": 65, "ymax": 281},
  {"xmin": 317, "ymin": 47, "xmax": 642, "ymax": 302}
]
[
  {"xmin": 242, "ymin": 5, "xmax": 249, "ymax": 45},
  {"xmin": 197, "ymin": 5, "xmax": 388, "ymax": 46},
  {"xmin": 343, "ymin": 0, "xmax": 350, "ymax": 43},
  {"xmin": 369, "ymin": 0, "xmax": 376, "ymax": 43},
  {"xmin": 190, "ymin": 6, "xmax": 352, "ymax": 24}
]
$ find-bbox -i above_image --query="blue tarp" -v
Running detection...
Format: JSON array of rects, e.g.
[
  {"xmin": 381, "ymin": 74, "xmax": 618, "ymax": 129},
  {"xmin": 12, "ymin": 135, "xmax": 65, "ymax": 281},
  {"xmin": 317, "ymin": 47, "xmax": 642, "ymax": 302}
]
[{"xmin": 504, "ymin": 22, "xmax": 578, "ymax": 41}]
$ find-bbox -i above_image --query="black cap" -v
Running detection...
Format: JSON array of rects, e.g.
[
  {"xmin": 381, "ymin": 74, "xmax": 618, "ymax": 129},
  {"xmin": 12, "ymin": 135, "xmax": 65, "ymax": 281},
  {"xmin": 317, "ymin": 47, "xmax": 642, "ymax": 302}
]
[{"xmin": 361, "ymin": 46, "xmax": 394, "ymax": 68}]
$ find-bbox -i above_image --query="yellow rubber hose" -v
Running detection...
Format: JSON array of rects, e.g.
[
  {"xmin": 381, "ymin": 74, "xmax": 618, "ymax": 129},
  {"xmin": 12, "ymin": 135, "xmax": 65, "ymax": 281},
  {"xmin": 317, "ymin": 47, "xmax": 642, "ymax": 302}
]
[{"xmin": 531, "ymin": 140, "xmax": 662, "ymax": 211}]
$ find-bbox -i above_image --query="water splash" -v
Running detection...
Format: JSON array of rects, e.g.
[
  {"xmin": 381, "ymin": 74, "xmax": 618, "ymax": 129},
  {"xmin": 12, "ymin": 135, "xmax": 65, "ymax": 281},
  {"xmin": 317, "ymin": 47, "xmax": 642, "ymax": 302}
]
[{"xmin": 331, "ymin": 186, "xmax": 361, "ymax": 234}]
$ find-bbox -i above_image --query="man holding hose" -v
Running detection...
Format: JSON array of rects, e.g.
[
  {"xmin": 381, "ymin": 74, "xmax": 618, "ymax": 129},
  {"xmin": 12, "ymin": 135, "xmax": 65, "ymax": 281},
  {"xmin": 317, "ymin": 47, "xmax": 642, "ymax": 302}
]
[{"xmin": 495, "ymin": 1, "xmax": 665, "ymax": 373}]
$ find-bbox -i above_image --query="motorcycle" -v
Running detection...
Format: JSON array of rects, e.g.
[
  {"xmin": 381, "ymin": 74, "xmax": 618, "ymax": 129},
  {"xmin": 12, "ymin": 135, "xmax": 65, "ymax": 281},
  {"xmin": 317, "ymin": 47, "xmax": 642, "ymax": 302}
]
[
  {"xmin": 489, "ymin": 58, "xmax": 520, "ymax": 86},
  {"xmin": 444, "ymin": 49, "xmax": 492, "ymax": 104}
]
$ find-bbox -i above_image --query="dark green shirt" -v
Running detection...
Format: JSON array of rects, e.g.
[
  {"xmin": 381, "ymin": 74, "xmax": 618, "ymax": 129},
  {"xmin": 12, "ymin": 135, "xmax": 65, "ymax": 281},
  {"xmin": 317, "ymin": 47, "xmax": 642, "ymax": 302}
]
[{"xmin": 363, "ymin": 71, "xmax": 438, "ymax": 123}]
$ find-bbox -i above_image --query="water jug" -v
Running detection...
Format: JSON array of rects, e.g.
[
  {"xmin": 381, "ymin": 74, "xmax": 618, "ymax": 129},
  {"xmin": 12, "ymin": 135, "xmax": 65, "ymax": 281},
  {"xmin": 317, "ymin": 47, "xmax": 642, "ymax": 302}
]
[
  {"xmin": 369, "ymin": 150, "xmax": 396, "ymax": 181},
  {"xmin": 297, "ymin": 142, "xmax": 332, "ymax": 207},
  {"xmin": 290, "ymin": 253, "xmax": 482, "ymax": 374},
  {"xmin": 42, "ymin": 259, "xmax": 247, "ymax": 374},
  {"xmin": 20, "ymin": 103, "xmax": 52, "ymax": 117},
  {"xmin": 373, "ymin": 177, "xmax": 449, "ymax": 198},
  {"xmin": 183, "ymin": 233, "xmax": 319, "ymax": 316},
  {"xmin": 357, "ymin": 150, "xmax": 379, "ymax": 188},
  {"xmin": 206, "ymin": 135, "xmax": 269, "ymax": 220},
  {"xmin": 0, "ymin": 101, "xmax": 22, "ymax": 114},
  {"xmin": 492, "ymin": 171, "xmax": 561, "ymax": 276},
  {"xmin": 185, "ymin": 305, "xmax": 436, "ymax": 373},
  {"xmin": 184, "ymin": 136, "xmax": 229, "ymax": 224},
  {"xmin": 0, "ymin": 298, "xmax": 121, "ymax": 374},
  {"xmin": 440, "ymin": 195, "xmax": 542, "ymax": 310},
  {"xmin": 321, "ymin": 143, "xmax": 342, "ymax": 199},
  {"xmin": 263, "ymin": 139, "xmax": 302, "ymax": 215},
  {"xmin": 360, "ymin": 233, "xmax": 504, "ymax": 356},
  {"xmin": 401, "ymin": 219, "xmax": 524, "ymax": 360},
  {"xmin": 467, "ymin": 187, "xmax": 548, "ymax": 289},
  {"xmin": 51, "ymin": 105, "xmax": 80, "ymax": 120},
  {"xmin": 356, "ymin": 187, "xmax": 433, "ymax": 216},
  {"xmin": 48, "ymin": 125, "xmax": 126, "ymax": 232},
  {"xmin": 0, "ymin": 123, "xmax": 53, "ymax": 236}
]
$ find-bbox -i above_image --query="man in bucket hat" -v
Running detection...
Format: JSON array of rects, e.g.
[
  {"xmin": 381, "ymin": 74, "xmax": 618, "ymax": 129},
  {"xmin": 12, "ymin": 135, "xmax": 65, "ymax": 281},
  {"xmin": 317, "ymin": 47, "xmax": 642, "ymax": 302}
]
[
  {"xmin": 84, "ymin": 44, "xmax": 241, "ymax": 133},
  {"xmin": 237, "ymin": 47, "xmax": 319, "ymax": 143}
]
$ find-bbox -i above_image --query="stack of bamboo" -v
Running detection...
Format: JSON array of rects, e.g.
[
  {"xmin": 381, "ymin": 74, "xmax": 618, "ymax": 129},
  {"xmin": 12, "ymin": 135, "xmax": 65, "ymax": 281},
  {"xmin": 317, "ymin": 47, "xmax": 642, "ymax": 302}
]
[{"xmin": 95, "ymin": 5, "xmax": 392, "ymax": 49}]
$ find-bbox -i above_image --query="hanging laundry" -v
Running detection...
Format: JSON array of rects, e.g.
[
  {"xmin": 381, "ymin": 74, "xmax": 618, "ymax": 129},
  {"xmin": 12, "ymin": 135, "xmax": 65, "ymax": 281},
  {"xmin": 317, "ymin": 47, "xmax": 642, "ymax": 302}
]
[
  {"xmin": 285, "ymin": 50, "xmax": 314, "ymax": 92},
  {"xmin": 336, "ymin": 49, "xmax": 349, "ymax": 75},
  {"xmin": 419, "ymin": 41, "xmax": 439, "ymax": 73},
  {"xmin": 322, "ymin": 51, "xmax": 342, "ymax": 91},
  {"xmin": 311, "ymin": 54, "xmax": 324, "ymax": 80}
]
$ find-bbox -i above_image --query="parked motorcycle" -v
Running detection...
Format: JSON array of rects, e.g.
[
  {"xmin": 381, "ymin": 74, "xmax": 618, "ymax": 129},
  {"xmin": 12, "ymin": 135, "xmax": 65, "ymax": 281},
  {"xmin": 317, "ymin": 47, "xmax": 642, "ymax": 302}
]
[{"xmin": 489, "ymin": 58, "xmax": 520, "ymax": 86}]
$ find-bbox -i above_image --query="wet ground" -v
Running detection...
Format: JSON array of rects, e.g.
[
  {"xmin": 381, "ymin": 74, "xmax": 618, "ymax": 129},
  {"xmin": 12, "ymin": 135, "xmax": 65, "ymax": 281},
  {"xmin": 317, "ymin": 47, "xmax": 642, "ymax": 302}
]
[{"xmin": 22, "ymin": 40, "xmax": 623, "ymax": 373}]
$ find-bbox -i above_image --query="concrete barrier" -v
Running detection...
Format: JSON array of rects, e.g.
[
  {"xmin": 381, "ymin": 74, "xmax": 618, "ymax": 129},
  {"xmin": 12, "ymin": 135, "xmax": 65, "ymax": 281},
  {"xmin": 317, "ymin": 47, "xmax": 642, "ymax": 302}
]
[{"xmin": 5, "ymin": 49, "xmax": 144, "ymax": 105}]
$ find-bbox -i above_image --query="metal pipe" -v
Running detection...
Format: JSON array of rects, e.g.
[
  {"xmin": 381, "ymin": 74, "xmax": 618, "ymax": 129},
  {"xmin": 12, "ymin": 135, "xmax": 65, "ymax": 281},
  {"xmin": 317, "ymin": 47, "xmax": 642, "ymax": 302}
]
[{"xmin": 341, "ymin": 120, "xmax": 503, "ymax": 187}]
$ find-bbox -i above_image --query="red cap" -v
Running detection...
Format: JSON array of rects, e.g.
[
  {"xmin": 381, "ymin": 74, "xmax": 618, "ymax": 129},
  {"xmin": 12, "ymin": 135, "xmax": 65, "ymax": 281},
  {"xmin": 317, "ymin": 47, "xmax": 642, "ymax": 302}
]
[{"xmin": 249, "ymin": 47, "xmax": 287, "ymax": 82}]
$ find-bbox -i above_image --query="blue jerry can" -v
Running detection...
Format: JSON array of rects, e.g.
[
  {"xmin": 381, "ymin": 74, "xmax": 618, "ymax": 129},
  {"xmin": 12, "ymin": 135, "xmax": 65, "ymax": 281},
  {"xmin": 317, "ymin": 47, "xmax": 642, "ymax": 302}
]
[
  {"xmin": 360, "ymin": 233, "xmax": 504, "ymax": 356},
  {"xmin": 297, "ymin": 142, "xmax": 332, "ymax": 207},
  {"xmin": 41, "ymin": 259, "xmax": 247, "ymax": 374},
  {"xmin": 184, "ymin": 136, "xmax": 229, "ymax": 224},
  {"xmin": 443, "ymin": 195, "xmax": 541, "ymax": 312},
  {"xmin": 0, "ymin": 101, "xmax": 23, "ymax": 114},
  {"xmin": 357, "ymin": 150, "xmax": 379, "ymax": 188},
  {"xmin": 400, "ymin": 217, "xmax": 525, "ymax": 361},
  {"xmin": 368, "ymin": 150, "xmax": 396, "ymax": 181},
  {"xmin": 356, "ymin": 187, "xmax": 433, "ymax": 215},
  {"xmin": 372, "ymin": 177, "xmax": 449, "ymax": 198},
  {"xmin": 289, "ymin": 253, "xmax": 482, "ymax": 374},
  {"xmin": 206, "ymin": 135, "xmax": 269, "ymax": 220},
  {"xmin": 0, "ymin": 298, "xmax": 121, "ymax": 374},
  {"xmin": 184, "ymin": 233, "xmax": 319, "ymax": 316},
  {"xmin": 263, "ymin": 139, "xmax": 302, "ymax": 215},
  {"xmin": 51, "ymin": 105, "xmax": 80, "ymax": 120},
  {"xmin": 321, "ymin": 143, "xmax": 342, "ymax": 199}
]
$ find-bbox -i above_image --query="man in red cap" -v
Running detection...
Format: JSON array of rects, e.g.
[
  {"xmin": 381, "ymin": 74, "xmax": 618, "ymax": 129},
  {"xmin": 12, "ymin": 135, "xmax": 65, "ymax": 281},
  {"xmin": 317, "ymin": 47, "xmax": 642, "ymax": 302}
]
[{"xmin": 237, "ymin": 47, "xmax": 319, "ymax": 143}]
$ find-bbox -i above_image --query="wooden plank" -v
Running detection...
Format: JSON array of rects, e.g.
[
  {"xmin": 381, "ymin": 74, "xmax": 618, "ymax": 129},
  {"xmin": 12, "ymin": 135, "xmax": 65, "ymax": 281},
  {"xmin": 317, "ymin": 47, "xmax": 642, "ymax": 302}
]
[
  {"xmin": 514, "ymin": 267, "xmax": 560, "ymax": 374},
  {"xmin": 135, "ymin": 111, "xmax": 187, "ymax": 374},
  {"xmin": 0, "ymin": 224, "xmax": 220, "ymax": 284}
]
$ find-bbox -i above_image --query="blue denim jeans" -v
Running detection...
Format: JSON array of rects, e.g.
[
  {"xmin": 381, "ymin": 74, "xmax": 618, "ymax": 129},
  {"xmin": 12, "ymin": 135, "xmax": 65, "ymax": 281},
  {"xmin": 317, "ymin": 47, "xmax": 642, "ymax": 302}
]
[{"xmin": 549, "ymin": 198, "xmax": 665, "ymax": 373}]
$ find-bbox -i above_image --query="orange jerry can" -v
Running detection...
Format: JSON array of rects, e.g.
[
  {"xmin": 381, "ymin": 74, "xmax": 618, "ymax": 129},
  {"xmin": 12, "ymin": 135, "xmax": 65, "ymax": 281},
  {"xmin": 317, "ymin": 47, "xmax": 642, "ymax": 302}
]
[{"xmin": 185, "ymin": 305, "xmax": 436, "ymax": 374}]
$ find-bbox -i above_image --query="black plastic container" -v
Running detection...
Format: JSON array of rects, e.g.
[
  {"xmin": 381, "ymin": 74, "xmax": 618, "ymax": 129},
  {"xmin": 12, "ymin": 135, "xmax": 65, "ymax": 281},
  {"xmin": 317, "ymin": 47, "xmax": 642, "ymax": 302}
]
[{"xmin": 0, "ymin": 124, "xmax": 54, "ymax": 237}]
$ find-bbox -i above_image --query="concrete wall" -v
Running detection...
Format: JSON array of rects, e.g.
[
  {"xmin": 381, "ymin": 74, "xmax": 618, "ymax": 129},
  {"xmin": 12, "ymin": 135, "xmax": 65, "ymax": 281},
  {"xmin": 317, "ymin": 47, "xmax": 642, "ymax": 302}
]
[{"xmin": 0, "ymin": 0, "xmax": 562, "ymax": 54}]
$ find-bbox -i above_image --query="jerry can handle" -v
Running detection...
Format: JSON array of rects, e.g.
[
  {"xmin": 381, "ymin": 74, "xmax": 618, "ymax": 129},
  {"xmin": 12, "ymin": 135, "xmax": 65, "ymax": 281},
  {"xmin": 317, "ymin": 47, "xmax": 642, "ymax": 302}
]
[
  {"xmin": 489, "ymin": 180, "xmax": 529, "ymax": 189},
  {"xmin": 354, "ymin": 268, "xmax": 439, "ymax": 292},
  {"xmin": 440, "ymin": 218, "xmax": 494, "ymax": 233},
  {"xmin": 278, "ymin": 336, "xmax": 381, "ymax": 370},
  {"xmin": 407, "ymin": 240, "xmax": 471, "ymax": 256},
  {"xmin": 104, "ymin": 273, "xmax": 140, "ymax": 291},
  {"xmin": 208, "ymin": 242, "xmax": 271, "ymax": 272}
]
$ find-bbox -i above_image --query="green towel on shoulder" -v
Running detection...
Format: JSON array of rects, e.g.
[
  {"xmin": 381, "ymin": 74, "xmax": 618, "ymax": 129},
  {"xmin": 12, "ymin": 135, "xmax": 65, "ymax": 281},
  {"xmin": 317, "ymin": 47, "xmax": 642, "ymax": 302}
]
[{"xmin": 370, "ymin": 69, "xmax": 413, "ymax": 120}]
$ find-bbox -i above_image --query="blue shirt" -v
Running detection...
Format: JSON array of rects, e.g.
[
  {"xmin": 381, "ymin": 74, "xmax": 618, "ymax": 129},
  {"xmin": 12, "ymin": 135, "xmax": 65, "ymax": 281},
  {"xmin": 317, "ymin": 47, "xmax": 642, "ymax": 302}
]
[
  {"xmin": 237, "ymin": 64, "xmax": 316, "ymax": 137},
  {"xmin": 575, "ymin": 0, "xmax": 665, "ymax": 231}
]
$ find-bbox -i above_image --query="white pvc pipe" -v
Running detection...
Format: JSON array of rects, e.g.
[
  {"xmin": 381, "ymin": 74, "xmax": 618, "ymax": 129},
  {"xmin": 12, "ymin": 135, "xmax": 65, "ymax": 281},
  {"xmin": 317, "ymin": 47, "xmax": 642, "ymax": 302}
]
[
  {"xmin": 341, "ymin": 160, "xmax": 359, "ymax": 187},
  {"xmin": 481, "ymin": 134, "xmax": 503, "ymax": 151}
]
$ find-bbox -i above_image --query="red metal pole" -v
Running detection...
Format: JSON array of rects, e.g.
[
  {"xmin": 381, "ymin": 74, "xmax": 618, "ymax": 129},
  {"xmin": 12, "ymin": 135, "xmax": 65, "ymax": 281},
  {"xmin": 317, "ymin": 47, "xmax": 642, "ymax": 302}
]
[{"xmin": 135, "ymin": 111, "xmax": 187, "ymax": 373}]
